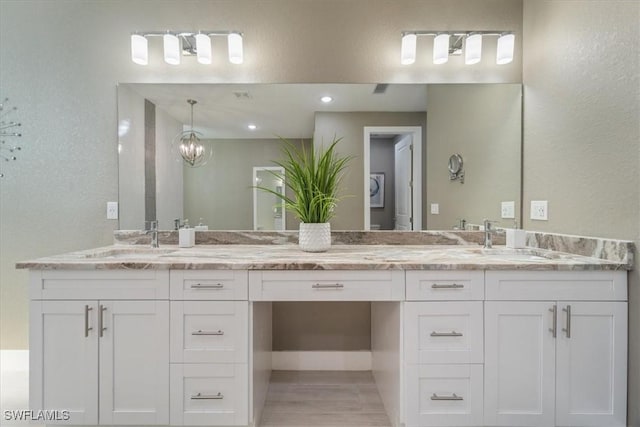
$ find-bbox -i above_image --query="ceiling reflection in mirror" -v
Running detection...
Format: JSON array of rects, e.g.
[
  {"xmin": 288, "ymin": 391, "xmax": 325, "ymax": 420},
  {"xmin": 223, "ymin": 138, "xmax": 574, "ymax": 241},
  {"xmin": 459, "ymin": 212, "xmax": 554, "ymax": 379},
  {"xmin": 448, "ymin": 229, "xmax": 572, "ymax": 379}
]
[{"xmin": 117, "ymin": 83, "xmax": 521, "ymax": 231}]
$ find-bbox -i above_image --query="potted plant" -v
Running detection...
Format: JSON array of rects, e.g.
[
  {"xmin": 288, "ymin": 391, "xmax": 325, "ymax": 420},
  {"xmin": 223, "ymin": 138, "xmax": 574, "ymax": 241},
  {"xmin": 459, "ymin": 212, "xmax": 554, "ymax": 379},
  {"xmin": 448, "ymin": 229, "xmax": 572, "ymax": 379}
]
[{"xmin": 258, "ymin": 137, "xmax": 352, "ymax": 252}]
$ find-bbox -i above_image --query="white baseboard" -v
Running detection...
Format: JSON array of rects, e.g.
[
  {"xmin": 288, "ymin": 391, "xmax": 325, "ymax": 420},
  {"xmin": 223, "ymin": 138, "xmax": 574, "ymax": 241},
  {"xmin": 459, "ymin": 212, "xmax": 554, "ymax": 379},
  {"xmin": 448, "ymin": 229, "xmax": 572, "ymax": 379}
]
[
  {"xmin": 272, "ymin": 351, "xmax": 372, "ymax": 371},
  {"xmin": 0, "ymin": 350, "xmax": 29, "ymax": 372}
]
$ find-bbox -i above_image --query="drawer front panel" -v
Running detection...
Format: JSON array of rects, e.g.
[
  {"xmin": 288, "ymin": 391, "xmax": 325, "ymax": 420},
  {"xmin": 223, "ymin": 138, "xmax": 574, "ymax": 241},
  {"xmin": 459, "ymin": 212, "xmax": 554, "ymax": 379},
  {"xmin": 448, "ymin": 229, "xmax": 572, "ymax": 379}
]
[
  {"xmin": 406, "ymin": 364, "xmax": 483, "ymax": 427},
  {"xmin": 170, "ymin": 271, "xmax": 248, "ymax": 300},
  {"xmin": 29, "ymin": 270, "xmax": 169, "ymax": 300},
  {"xmin": 485, "ymin": 270, "xmax": 627, "ymax": 301},
  {"xmin": 249, "ymin": 270, "xmax": 404, "ymax": 301},
  {"xmin": 406, "ymin": 271, "xmax": 484, "ymax": 301},
  {"xmin": 170, "ymin": 364, "xmax": 248, "ymax": 426},
  {"xmin": 405, "ymin": 302, "xmax": 483, "ymax": 364},
  {"xmin": 171, "ymin": 301, "xmax": 248, "ymax": 364}
]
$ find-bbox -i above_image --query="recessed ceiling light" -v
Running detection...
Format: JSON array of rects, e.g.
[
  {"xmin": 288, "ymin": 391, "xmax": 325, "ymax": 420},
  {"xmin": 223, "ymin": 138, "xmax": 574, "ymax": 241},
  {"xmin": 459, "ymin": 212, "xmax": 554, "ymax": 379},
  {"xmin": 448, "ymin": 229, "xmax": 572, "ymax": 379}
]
[
  {"xmin": 247, "ymin": 124, "xmax": 257, "ymax": 130},
  {"xmin": 320, "ymin": 96, "xmax": 333, "ymax": 103}
]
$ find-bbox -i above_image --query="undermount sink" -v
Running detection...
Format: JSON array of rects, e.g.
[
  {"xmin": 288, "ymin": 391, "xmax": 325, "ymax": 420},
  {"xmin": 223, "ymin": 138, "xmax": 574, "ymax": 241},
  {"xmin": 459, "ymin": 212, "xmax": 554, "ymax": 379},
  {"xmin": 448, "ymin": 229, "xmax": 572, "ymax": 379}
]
[{"xmin": 79, "ymin": 247, "xmax": 176, "ymax": 259}]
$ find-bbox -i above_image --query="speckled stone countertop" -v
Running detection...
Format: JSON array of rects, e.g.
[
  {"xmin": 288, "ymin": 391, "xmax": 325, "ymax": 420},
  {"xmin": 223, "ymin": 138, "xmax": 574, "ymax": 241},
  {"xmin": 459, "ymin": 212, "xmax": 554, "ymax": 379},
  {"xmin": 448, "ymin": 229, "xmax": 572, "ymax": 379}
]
[{"xmin": 15, "ymin": 244, "xmax": 630, "ymax": 271}]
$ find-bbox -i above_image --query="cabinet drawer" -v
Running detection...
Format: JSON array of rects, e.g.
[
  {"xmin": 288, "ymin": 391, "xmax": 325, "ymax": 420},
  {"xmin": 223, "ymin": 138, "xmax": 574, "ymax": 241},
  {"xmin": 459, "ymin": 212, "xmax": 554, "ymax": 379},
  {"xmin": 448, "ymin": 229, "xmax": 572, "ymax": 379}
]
[
  {"xmin": 170, "ymin": 364, "xmax": 248, "ymax": 426},
  {"xmin": 405, "ymin": 364, "xmax": 483, "ymax": 427},
  {"xmin": 405, "ymin": 302, "xmax": 483, "ymax": 364},
  {"xmin": 485, "ymin": 270, "xmax": 627, "ymax": 301},
  {"xmin": 29, "ymin": 270, "xmax": 169, "ymax": 300},
  {"xmin": 406, "ymin": 271, "xmax": 484, "ymax": 301},
  {"xmin": 170, "ymin": 301, "xmax": 248, "ymax": 364},
  {"xmin": 170, "ymin": 271, "xmax": 248, "ymax": 300},
  {"xmin": 249, "ymin": 270, "xmax": 404, "ymax": 301}
]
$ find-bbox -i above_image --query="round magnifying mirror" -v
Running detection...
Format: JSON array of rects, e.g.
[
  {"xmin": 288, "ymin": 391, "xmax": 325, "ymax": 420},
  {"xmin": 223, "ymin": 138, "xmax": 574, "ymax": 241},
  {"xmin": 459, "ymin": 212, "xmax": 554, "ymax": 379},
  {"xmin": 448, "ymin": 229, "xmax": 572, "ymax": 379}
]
[{"xmin": 448, "ymin": 154, "xmax": 463, "ymax": 175}]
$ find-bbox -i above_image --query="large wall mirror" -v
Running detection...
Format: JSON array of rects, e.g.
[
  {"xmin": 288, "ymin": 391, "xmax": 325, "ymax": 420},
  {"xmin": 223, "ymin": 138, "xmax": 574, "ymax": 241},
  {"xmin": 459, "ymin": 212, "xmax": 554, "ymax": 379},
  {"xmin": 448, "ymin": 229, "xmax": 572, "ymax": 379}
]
[{"xmin": 117, "ymin": 83, "xmax": 522, "ymax": 231}]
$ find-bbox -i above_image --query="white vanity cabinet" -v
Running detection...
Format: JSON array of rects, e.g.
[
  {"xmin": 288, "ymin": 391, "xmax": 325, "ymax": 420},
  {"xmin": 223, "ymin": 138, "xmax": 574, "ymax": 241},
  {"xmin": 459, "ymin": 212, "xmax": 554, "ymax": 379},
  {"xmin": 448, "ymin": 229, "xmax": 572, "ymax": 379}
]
[
  {"xmin": 484, "ymin": 271, "xmax": 628, "ymax": 427},
  {"xmin": 29, "ymin": 271, "xmax": 170, "ymax": 425}
]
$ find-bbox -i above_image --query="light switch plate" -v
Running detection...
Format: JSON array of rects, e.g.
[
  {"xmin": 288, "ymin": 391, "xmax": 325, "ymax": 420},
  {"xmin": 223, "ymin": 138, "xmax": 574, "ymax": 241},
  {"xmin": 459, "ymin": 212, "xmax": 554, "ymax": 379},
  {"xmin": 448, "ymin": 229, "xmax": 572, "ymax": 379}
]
[
  {"xmin": 501, "ymin": 201, "xmax": 515, "ymax": 219},
  {"xmin": 430, "ymin": 203, "xmax": 439, "ymax": 215},
  {"xmin": 107, "ymin": 202, "xmax": 119, "ymax": 220},
  {"xmin": 530, "ymin": 200, "xmax": 548, "ymax": 221}
]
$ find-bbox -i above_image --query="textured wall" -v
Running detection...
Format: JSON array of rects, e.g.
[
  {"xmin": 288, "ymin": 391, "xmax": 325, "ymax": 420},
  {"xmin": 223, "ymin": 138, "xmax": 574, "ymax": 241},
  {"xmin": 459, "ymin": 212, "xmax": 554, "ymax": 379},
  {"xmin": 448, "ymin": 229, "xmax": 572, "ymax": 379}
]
[
  {"xmin": 0, "ymin": 0, "xmax": 522, "ymax": 348},
  {"xmin": 426, "ymin": 84, "xmax": 522, "ymax": 229},
  {"xmin": 522, "ymin": 1, "xmax": 640, "ymax": 424}
]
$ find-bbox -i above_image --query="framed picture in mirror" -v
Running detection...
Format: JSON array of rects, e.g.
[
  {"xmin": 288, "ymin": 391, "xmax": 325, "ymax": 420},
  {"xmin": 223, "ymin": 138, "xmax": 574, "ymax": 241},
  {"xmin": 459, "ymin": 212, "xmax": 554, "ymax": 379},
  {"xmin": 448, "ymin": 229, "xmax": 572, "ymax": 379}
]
[{"xmin": 370, "ymin": 173, "xmax": 385, "ymax": 208}]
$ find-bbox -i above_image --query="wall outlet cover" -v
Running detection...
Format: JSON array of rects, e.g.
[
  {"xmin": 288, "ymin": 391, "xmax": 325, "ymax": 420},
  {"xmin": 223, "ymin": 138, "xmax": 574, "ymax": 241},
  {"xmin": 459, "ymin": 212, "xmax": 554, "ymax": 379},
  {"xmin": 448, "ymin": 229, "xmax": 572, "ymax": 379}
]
[
  {"xmin": 530, "ymin": 200, "xmax": 548, "ymax": 221},
  {"xmin": 501, "ymin": 201, "xmax": 515, "ymax": 219},
  {"xmin": 430, "ymin": 203, "xmax": 439, "ymax": 215},
  {"xmin": 107, "ymin": 202, "xmax": 119, "ymax": 220}
]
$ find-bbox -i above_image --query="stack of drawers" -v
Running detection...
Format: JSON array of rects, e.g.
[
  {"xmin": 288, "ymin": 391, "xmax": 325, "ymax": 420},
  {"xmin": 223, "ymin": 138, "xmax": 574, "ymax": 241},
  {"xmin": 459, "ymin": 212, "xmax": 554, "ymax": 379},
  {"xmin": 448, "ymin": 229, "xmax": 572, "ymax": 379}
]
[
  {"xmin": 169, "ymin": 271, "xmax": 249, "ymax": 426},
  {"xmin": 404, "ymin": 271, "xmax": 485, "ymax": 427}
]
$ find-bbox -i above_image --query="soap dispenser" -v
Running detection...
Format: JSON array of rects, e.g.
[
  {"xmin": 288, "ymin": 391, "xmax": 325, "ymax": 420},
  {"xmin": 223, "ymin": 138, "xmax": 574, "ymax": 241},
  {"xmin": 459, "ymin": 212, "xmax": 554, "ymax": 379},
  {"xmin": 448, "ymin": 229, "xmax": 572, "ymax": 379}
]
[
  {"xmin": 178, "ymin": 219, "xmax": 196, "ymax": 248},
  {"xmin": 505, "ymin": 220, "xmax": 527, "ymax": 249},
  {"xmin": 194, "ymin": 218, "xmax": 209, "ymax": 231}
]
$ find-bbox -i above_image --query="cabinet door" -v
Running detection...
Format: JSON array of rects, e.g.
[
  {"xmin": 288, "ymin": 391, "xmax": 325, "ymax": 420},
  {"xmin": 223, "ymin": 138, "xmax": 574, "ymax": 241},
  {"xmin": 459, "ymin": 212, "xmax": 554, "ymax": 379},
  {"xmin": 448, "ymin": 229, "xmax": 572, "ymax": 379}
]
[
  {"xmin": 30, "ymin": 301, "xmax": 98, "ymax": 425},
  {"xmin": 484, "ymin": 301, "xmax": 556, "ymax": 427},
  {"xmin": 556, "ymin": 302, "xmax": 627, "ymax": 427},
  {"xmin": 99, "ymin": 301, "xmax": 169, "ymax": 425}
]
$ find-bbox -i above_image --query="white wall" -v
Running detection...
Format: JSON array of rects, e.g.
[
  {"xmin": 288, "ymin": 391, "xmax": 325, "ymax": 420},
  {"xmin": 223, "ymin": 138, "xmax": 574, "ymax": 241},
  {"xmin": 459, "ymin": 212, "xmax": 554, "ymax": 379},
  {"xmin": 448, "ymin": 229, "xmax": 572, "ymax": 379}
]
[
  {"xmin": 522, "ymin": 1, "xmax": 640, "ymax": 424},
  {"xmin": 0, "ymin": 0, "xmax": 520, "ymax": 348}
]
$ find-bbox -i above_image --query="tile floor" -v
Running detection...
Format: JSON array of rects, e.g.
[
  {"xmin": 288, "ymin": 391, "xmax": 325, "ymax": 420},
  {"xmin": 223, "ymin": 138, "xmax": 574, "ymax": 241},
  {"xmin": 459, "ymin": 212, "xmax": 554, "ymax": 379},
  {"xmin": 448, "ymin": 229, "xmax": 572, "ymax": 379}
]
[{"xmin": 0, "ymin": 351, "xmax": 29, "ymax": 427}]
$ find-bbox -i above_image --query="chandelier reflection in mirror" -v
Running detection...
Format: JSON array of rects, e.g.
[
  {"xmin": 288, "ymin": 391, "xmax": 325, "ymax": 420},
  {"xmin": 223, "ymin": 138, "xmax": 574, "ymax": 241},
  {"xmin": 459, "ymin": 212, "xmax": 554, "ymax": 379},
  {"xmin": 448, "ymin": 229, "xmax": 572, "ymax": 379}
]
[
  {"xmin": 173, "ymin": 99, "xmax": 212, "ymax": 167},
  {"xmin": 0, "ymin": 98, "xmax": 22, "ymax": 178}
]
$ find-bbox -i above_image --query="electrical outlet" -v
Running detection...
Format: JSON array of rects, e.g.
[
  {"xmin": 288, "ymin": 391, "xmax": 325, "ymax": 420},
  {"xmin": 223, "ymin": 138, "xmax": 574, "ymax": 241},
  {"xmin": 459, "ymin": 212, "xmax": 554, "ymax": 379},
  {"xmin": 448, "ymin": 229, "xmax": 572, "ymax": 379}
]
[
  {"xmin": 530, "ymin": 200, "xmax": 548, "ymax": 221},
  {"xmin": 107, "ymin": 202, "xmax": 119, "ymax": 220},
  {"xmin": 430, "ymin": 203, "xmax": 439, "ymax": 215},
  {"xmin": 501, "ymin": 201, "xmax": 515, "ymax": 219}
]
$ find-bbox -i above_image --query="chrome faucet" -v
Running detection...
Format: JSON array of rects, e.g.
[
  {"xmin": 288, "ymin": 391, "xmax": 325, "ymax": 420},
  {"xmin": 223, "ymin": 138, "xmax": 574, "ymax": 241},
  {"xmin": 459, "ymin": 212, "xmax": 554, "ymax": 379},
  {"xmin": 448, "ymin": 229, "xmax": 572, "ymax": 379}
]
[
  {"xmin": 145, "ymin": 220, "xmax": 159, "ymax": 248},
  {"xmin": 483, "ymin": 219, "xmax": 498, "ymax": 249}
]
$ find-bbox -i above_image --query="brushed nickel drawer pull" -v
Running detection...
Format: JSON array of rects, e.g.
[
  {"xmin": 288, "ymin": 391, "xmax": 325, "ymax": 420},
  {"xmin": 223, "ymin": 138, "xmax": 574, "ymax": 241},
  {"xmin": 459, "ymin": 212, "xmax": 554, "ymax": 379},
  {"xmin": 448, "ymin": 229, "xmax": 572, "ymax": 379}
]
[
  {"xmin": 431, "ymin": 393, "xmax": 463, "ymax": 401},
  {"xmin": 191, "ymin": 392, "xmax": 224, "ymax": 400},
  {"xmin": 431, "ymin": 283, "xmax": 464, "ymax": 289},
  {"xmin": 312, "ymin": 283, "xmax": 344, "ymax": 289},
  {"xmin": 192, "ymin": 330, "xmax": 224, "ymax": 336},
  {"xmin": 562, "ymin": 305, "xmax": 571, "ymax": 338},
  {"xmin": 99, "ymin": 305, "xmax": 107, "ymax": 337},
  {"xmin": 191, "ymin": 283, "xmax": 224, "ymax": 289},
  {"xmin": 430, "ymin": 331, "xmax": 463, "ymax": 337},
  {"xmin": 84, "ymin": 305, "xmax": 93, "ymax": 337},
  {"xmin": 549, "ymin": 305, "xmax": 557, "ymax": 338}
]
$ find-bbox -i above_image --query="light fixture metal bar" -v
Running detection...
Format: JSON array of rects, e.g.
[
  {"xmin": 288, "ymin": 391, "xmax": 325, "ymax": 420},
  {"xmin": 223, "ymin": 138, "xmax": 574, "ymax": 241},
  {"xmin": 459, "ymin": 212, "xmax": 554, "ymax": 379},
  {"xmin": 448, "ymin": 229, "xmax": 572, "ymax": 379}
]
[
  {"xmin": 135, "ymin": 30, "xmax": 243, "ymax": 38},
  {"xmin": 402, "ymin": 30, "xmax": 509, "ymax": 37}
]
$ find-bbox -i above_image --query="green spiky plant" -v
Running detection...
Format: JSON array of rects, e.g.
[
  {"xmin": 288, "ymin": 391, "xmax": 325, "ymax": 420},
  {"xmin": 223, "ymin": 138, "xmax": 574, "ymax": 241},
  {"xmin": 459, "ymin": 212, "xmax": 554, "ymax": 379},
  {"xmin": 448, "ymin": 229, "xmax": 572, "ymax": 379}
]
[{"xmin": 258, "ymin": 137, "xmax": 352, "ymax": 224}]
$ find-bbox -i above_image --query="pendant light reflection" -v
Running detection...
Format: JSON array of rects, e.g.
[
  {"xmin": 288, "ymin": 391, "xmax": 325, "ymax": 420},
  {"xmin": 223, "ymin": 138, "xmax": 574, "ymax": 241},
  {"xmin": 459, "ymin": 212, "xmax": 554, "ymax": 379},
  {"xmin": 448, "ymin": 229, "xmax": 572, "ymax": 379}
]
[{"xmin": 173, "ymin": 99, "xmax": 212, "ymax": 167}]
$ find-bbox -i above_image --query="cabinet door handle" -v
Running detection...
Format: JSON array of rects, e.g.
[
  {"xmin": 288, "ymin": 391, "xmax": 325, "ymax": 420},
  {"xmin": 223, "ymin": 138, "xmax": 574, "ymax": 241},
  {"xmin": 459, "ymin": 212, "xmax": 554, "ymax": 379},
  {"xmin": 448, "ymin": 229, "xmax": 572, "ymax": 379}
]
[
  {"xmin": 562, "ymin": 305, "xmax": 571, "ymax": 338},
  {"xmin": 191, "ymin": 330, "xmax": 224, "ymax": 336},
  {"xmin": 312, "ymin": 283, "xmax": 344, "ymax": 289},
  {"xmin": 84, "ymin": 305, "xmax": 93, "ymax": 337},
  {"xmin": 431, "ymin": 283, "xmax": 464, "ymax": 289},
  {"xmin": 430, "ymin": 331, "xmax": 463, "ymax": 337},
  {"xmin": 99, "ymin": 305, "xmax": 107, "ymax": 337},
  {"xmin": 191, "ymin": 283, "xmax": 224, "ymax": 289},
  {"xmin": 549, "ymin": 305, "xmax": 557, "ymax": 338},
  {"xmin": 191, "ymin": 392, "xmax": 224, "ymax": 400},
  {"xmin": 430, "ymin": 393, "xmax": 463, "ymax": 401}
]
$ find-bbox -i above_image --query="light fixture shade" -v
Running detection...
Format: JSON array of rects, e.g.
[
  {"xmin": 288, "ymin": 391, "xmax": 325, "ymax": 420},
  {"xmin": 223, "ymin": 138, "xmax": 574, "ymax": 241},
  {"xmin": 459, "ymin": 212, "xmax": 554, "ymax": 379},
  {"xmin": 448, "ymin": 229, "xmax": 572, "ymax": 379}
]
[
  {"xmin": 465, "ymin": 33, "xmax": 482, "ymax": 65},
  {"xmin": 496, "ymin": 33, "xmax": 515, "ymax": 64},
  {"xmin": 131, "ymin": 34, "xmax": 148, "ymax": 65},
  {"xmin": 400, "ymin": 33, "xmax": 417, "ymax": 65},
  {"xmin": 163, "ymin": 33, "xmax": 181, "ymax": 65},
  {"xmin": 433, "ymin": 34, "xmax": 450, "ymax": 64},
  {"xmin": 228, "ymin": 32, "xmax": 243, "ymax": 64},
  {"xmin": 195, "ymin": 34, "xmax": 212, "ymax": 64}
]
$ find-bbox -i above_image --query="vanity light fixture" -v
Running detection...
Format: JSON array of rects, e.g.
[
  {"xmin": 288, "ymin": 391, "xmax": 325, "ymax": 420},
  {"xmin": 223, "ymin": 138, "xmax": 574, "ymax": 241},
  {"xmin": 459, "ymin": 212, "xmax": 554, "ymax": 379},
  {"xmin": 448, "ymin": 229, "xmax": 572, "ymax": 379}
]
[
  {"xmin": 130, "ymin": 30, "xmax": 244, "ymax": 65},
  {"xmin": 400, "ymin": 30, "xmax": 514, "ymax": 65},
  {"xmin": 173, "ymin": 99, "xmax": 212, "ymax": 167},
  {"xmin": 320, "ymin": 96, "xmax": 333, "ymax": 103}
]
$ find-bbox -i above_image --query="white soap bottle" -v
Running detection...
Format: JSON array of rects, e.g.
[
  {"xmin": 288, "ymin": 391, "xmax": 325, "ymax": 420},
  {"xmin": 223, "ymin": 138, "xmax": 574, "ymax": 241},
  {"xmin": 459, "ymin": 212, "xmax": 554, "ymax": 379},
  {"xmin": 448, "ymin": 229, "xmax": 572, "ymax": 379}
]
[
  {"xmin": 179, "ymin": 219, "xmax": 196, "ymax": 248},
  {"xmin": 505, "ymin": 220, "xmax": 527, "ymax": 249},
  {"xmin": 194, "ymin": 217, "xmax": 209, "ymax": 231}
]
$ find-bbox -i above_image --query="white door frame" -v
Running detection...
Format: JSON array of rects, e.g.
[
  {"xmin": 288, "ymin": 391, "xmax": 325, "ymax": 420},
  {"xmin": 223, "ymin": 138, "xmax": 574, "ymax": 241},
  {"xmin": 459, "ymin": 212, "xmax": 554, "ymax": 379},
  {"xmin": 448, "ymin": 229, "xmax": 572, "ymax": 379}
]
[
  {"xmin": 253, "ymin": 166, "xmax": 286, "ymax": 231},
  {"xmin": 363, "ymin": 126, "xmax": 422, "ymax": 230}
]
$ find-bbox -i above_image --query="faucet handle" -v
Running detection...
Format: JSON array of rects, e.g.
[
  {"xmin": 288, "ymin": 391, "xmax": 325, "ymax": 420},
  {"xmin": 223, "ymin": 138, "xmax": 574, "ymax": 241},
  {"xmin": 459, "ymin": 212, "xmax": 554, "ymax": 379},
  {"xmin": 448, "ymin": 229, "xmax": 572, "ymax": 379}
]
[{"xmin": 145, "ymin": 220, "xmax": 158, "ymax": 231}]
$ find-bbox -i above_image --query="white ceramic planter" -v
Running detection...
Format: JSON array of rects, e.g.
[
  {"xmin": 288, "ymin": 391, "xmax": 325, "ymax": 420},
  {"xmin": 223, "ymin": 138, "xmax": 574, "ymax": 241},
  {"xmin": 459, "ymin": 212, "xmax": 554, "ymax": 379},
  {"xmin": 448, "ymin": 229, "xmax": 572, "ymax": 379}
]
[{"xmin": 298, "ymin": 223, "xmax": 331, "ymax": 252}]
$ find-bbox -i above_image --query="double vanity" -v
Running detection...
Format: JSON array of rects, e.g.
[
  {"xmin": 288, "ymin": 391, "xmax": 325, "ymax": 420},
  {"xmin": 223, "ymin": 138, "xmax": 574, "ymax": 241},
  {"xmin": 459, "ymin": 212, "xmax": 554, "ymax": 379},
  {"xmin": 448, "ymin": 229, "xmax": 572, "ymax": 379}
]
[{"xmin": 17, "ymin": 232, "xmax": 632, "ymax": 427}]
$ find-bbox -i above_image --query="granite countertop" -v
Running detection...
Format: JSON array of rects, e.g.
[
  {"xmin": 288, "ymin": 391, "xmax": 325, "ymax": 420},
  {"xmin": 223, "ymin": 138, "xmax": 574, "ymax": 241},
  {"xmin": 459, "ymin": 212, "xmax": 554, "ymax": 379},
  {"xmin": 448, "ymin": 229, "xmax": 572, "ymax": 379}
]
[{"xmin": 15, "ymin": 244, "xmax": 630, "ymax": 271}]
